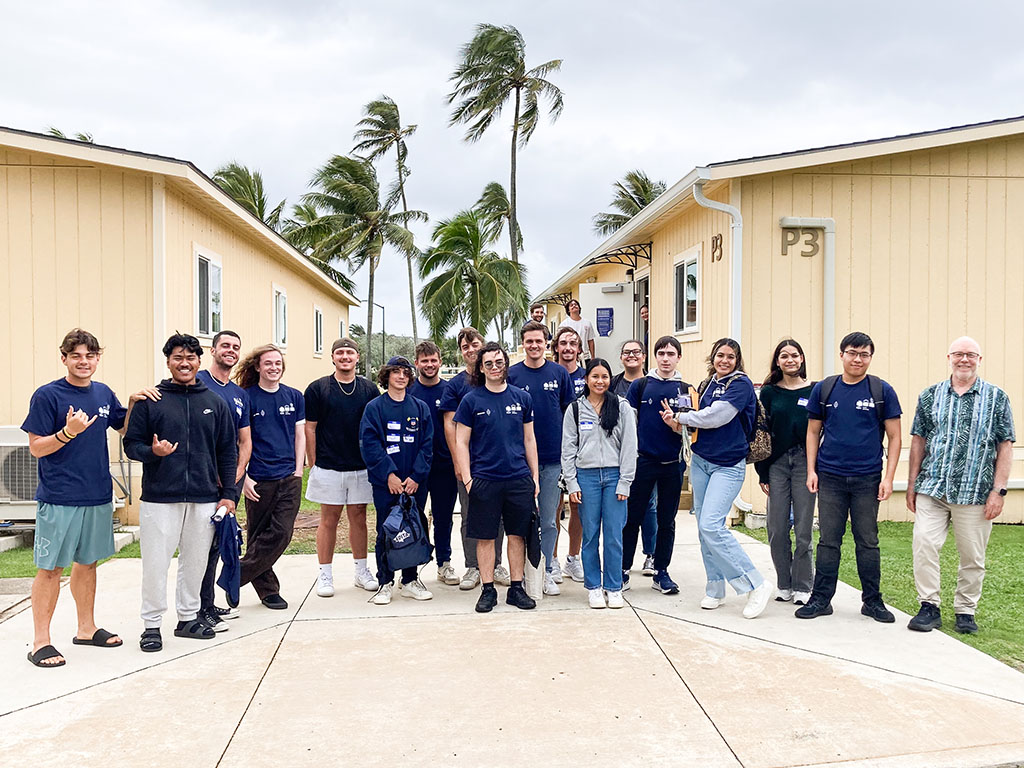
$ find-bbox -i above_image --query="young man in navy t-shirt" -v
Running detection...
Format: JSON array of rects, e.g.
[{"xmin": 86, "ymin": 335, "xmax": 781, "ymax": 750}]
[
  {"xmin": 797, "ymin": 331, "xmax": 902, "ymax": 622},
  {"xmin": 552, "ymin": 326, "xmax": 586, "ymax": 583},
  {"xmin": 236, "ymin": 344, "xmax": 306, "ymax": 611},
  {"xmin": 509, "ymin": 321, "xmax": 574, "ymax": 596},
  {"xmin": 408, "ymin": 340, "xmax": 459, "ymax": 586},
  {"xmin": 195, "ymin": 330, "xmax": 251, "ymax": 631},
  {"xmin": 22, "ymin": 329, "xmax": 157, "ymax": 667},
  {"xmin": 454, "ymin": 343, "xmax": 539, "ymax": 613}
]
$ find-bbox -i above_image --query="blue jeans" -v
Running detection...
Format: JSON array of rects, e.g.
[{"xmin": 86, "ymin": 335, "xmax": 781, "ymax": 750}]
[
  {"xmin": 537, "ymin": 463, "xmax": 563, "ymax": 572},
  {"xmin": 577, "ymin": 467, "xmax": 627, "ymax": 591},
  {"xmin": 690, "ymin": 453, "xmax": 763, "ymax": 598},
  {"xmin": 642, "ymin": 493, "xmax": 658, "ymax": 555}
]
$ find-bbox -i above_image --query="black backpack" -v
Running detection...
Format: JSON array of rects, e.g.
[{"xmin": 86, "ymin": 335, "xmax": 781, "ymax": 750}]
[
  {"xmin": 381, "ymin": 494, "xmax": 433, "ymax": 572},
  {"xmin": 817, "ymin": 374, "xmax": 886, "ymax": 440}
]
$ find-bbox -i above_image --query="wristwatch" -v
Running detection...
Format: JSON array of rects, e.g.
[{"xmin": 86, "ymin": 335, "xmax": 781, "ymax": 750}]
[{"xmin": 997, "ymin": 488, "xmax": 1008, "ymax": 497}]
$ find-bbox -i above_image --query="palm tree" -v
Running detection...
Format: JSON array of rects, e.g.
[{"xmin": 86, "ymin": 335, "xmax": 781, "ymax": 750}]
[
  {"xmin": 291, "ymin": 156, "xmax": 425, "ymax": 362},
  {"xmin": 281, "ymin": 202, "xmax": 357, "ymax": 292},
  {"xmin": 46, "ymin": 127, "xmax": 94, "ymax": 143},
  {"xmin": 447, "ymin": 23, "xmax": 563, "ymax": 264},
  {"xmin": 353, "ymin": 96, "xmax": 421, "ymax": 344},
  {"xmin": 213, "ymin": 162, "xmax": 286, "ymax": 232},
  {"xmin": 475, "ymin": 182, "xmax": 523, "ymax": 250},
  {"xmin": 418, "ymin": 210, "xmax": 528, "ymax": 341},
  {"xmin": 592, "ymin": 169, "xmax": 667, "ymax": 236}
]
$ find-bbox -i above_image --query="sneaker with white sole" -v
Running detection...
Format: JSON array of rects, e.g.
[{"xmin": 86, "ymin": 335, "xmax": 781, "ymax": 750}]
[
  {"xmin": 588, "ymin": 587, "xmax": 606, "ymax": 609},
  {"xmin": 641, "ymin": 555, "xmax": 656, "ymax": 576},
  {"xmin": 213, "ymin": 605, "xmax": 240, "ymax": 620},
  {"xmin": 493, "ymin": 564, "xmax": 512, "ymax": 587},
  {"xmin": 621, "ymin": 571, "xmax": 631, "ymax": 591},
  {"xmin": 700, "ymin": 595, "xmax": 725, "ymax": 610},
  {"xmin": 372, "ymin": 583, "xmax": 393, "ymax": 605},
  {"xmin": 606, "ymin": 590, "xmax": 624, "ymax": 609},
  {"xmin": 459, "ymin": 568, "xmax": 481, "ymax": 591},
  {"xmin": 437, "ymin": 562, "xmax": 460, "ymax": 586},
  {"xmin": 354, "ymin": 569, "xmax": 379, "ymax": 592},
  {"xmin": 550, "ymin": 558, "xmax": 564, "ymax": 584},
  {"xmin": 775, "ymin": 588, "xmax": 794, "ymax": 602},
  {"xmin": 743, "ymin": 581, "xmax": 772, "ymax": 619},
  {"xmin": 543, "ymin": 571, "xmax": 561, "ymax": 596},
  {"xmin": 793, "ymin": 591, "xmax": 812, "ymax": 606},
  {"xmin": 564, "ymin": 556, "xmax": 585, "ymax": 583},
  {"xmin": 401, "ymin": 578, "xmax": 433, "ymax": 601},
  {"xmin": 199, "ymin": 607, "xmax": 228, "ymax": 632},
  {"xmin": 316, "ymin": 569, "xmax": 335, "ymax": 598}
]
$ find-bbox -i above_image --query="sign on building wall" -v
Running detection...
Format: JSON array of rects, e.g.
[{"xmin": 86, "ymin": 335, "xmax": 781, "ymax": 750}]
[{"xmin": 596, "ymin": 307, "xmax": 614, "ymax": 337}]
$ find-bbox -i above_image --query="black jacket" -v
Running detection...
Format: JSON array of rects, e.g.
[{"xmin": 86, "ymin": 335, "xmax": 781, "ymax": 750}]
[{"xmin": 124, "ymin": 378, "xmax": 239, "ymax": 504}]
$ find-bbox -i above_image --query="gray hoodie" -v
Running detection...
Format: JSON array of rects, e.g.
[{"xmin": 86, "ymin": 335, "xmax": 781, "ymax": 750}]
[{"xmin": 561, "ymin": 395, "xmax": 638, "ymax": 497}]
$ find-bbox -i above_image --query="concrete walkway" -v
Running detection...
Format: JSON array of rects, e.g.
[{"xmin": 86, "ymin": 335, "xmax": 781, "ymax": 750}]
[{"xmin": 2, "ymin": 515, "xmax": 1023, "ymax": 768}]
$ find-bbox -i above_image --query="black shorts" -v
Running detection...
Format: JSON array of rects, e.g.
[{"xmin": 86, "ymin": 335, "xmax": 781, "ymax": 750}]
[{"xmin": 467, "ymin": 475, "xmax": 535, "ymax": 540}]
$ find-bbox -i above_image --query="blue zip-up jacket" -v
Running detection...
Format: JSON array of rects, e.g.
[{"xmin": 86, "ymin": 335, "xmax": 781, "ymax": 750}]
[{"xmin": 359, "ymin": 392, "xmax": 433, "ymax": 489}]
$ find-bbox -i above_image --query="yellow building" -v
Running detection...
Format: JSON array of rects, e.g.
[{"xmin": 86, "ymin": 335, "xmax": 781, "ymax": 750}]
[
  {"xmin": 536, "ymin": 116, "xmax": 1024, "ymax": 523},
  {"xmin": 0, "ymin": 127, "xmax": 358, "ymax": 523}
]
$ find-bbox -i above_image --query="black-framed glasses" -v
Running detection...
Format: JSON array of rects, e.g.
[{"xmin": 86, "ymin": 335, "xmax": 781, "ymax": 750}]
[{"xmin": 622, "ymin": 349, "xmax": 643, "ymax": 358}]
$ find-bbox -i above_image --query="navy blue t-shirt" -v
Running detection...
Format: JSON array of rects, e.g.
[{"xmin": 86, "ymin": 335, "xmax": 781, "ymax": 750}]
[
  {"xmin": 245, "ymin": 384, "xmax": 306, "ymax": 481},
  {"xmin": 408, "ymin": 379, "xmax": 451, "ymax": 464},
  {"xmin": 628, "ymin": 375, "xmax": 689, "ymax": 463},
  {"xmin": 566, "ymin": 366, "xmax": 586, "ymax": 398},
  {"xmin": 438, "ymin": 370, "xmax": 474, "ymax": 413},
  {"xmin": 454, "ymin": 385, "xmax": 534, "ymax": 481},
  {"xmin": 197, "ymin": 369, "xmax": 250, "ymax": 433},
  {"xmin": 806, "ymin": 377, "xmax": 902, "ymax": 476},
  {"xmin": 21, "ymin": 378, "xmax": 126, "ymax": 506},
  {"xmin": 693, "ymin": 374, "xmax": 757, "ymax": 466},
  {"xmin": 508, "ymin": 361, "xmax": 574, "ymax": 465}
]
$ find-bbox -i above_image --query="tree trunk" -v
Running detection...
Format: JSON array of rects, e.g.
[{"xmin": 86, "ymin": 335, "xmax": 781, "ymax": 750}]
[
  {"xmin": 397, "ymin": 161, "xmax": 419, "ymax": 345},
  {"xmin": 366, "ymin": 253, "xmax": 378, "ymax": 371},
  {"xmin": 509, "ymin": 87, "xmax": 520, "ymax": 265}
]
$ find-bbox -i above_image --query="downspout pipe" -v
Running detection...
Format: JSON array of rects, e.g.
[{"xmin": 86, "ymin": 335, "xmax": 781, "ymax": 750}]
[
  {"xmin": 692, "ymin": 174, "xmax": 743, "ymax": 343},
  {"xmin": 779, "ymin": 217, "xmax": 836, "ymax": 377}
]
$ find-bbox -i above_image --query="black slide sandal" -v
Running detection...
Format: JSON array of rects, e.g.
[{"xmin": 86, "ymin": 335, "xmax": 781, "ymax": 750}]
[
  {"xmin": 72, "ymin": 628, "xmax": 123, "ymax": 648},
  {"xmin": 174, "ymin": 619, "xmax": 215, "ymax": 640},
  {"xmin": 140, "ymin": 628, "xmax": 163, "ymax": 652},
  {"xmin": 27, "ymin": 645, "xmax": 66, "ymax": 668}
]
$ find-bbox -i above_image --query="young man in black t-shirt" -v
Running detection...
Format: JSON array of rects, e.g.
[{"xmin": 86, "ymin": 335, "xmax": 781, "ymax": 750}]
[{"xmin": 304, "ymin": 338, "xmax": 380, "ymax": 597}]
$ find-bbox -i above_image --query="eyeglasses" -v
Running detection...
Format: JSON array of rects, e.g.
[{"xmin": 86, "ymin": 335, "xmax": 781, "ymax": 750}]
[
  {"xmin": 950, "ymin": 351, "xmax": 980, "ymax": 360},
  {"xmin": 482, "ymin": 360, "xmax": 506, "ymax": 370},
  {"xmin": 842, "ymin": 350, "xmax": 873, "ymax": 360},
  {"xmin": 622, "ymin": 349, "xmax": 643, "ymax": 358}
]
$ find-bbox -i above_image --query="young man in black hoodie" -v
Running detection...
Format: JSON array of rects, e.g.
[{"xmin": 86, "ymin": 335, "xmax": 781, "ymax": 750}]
[{"xmin": 124, "ymin": 333, "xmax": 239, "ymax": 652}]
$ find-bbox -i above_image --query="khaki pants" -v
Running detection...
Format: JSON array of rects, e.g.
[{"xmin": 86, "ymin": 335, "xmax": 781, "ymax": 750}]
[{"xmin": 912, "ymin": 493, "xmax": 992, "ymax": 615}]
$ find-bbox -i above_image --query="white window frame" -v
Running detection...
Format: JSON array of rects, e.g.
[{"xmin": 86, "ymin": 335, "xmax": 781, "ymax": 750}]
[
  {"xmin": 339, "ymin": 318, "xmax": 345, "ymax": 340},
  {"xmin": 313, "ymin": 305, "xmax": 324, "ymax": 357},
  {"xmin": 193, "ymin": 245, "xmax": 224, "ymax": 340},
  {"xmin": 272, "ymin": 283, "xmax": 288, "ymax": 348},
  {"xmin": 673, "ymin": 243, "xmax": 701, "ymax": 337}
]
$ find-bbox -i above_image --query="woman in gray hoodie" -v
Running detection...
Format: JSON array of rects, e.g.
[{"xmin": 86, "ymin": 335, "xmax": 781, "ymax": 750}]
[{"xmin": 561, "ymin": 359, "xmax": 638, "ymax": 609}]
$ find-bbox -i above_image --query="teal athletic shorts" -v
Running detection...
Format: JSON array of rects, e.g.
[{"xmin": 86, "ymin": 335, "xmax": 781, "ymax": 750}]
[{"xmin": 33, "ymin": 502, "xmax": 115, "ymax": 570}]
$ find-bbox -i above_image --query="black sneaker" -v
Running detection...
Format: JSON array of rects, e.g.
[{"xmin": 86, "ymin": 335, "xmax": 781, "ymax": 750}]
[
  {"xmin": 475, "ymin": 585, "xmax": 498, "ymax": 613},
  {"xmin": 261, "ymin": 594, "xmax": 288, "ymax": 610},
  {"xmin": 200, "ymin": 607, "xmax": 228, "ymax": 633},
  {"xmin": 213, "ymin": 605, "xmax": 240, "ymax": 620},
  {"xmin": 955, "ymin": 613, "xmax": 979, "ymax": 634},
  {"xmin": 621, "ymin": 571, "xmax": 631, "ymax": 592},
  {"xmin": 861, "ymin": 601, "xmax": 896, "ymax": 623},
  {"xmin": 506, "ymin": 585, "xmax": 537, "ymax": 610},
  {"xmin": 908, "ymin": 602, "xmax": 942, "ymax": 632},
  {"xmin": 794, "ymin": 598, "xmax": 833, "ymax": 619}
]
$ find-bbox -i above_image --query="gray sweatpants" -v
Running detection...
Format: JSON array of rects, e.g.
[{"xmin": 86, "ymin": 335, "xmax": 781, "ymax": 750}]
[
  {"xmin": 766, "ymin": 446, "xmax": 816, "ymax": 593},
  {"xmin": 458, "ymin": 480, "xmax": 503, "ymax": 568},
  {"xmin": 140, "ymin": 501, "xmax": 216, "ymax": 628}
]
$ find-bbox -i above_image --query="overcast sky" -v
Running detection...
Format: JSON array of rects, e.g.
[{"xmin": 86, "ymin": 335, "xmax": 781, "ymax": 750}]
[{"xmin": 3, "ymin": 1, "xmax": 1023, "ymax": 336}]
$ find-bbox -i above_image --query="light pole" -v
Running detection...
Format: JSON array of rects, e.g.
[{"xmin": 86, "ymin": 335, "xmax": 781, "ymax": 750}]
[{"xmin": 361, "ymin": 299, "xmax": 386, "ymax": 369}]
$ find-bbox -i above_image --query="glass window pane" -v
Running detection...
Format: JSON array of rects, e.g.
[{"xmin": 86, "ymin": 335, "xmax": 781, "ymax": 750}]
[
  {"xmin": 674, "ymin": 263, "xmax": 685, "ymax": 331},
  {"xmin": 685, "ymin": 261, "xmax": 698, "ymax": 328},
  {"xmin": 197, "ymin": 258, "xmax": 210, "ymax": 335},
  {"xmin": 211, "ymin": 263, "xmax": 222, "ymax": 334}
]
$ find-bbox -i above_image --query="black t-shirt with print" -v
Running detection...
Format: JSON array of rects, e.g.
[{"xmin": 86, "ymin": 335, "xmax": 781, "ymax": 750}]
[{"xmin": 304, "ymin": 375, "xmax": 379, "ymax": 471}]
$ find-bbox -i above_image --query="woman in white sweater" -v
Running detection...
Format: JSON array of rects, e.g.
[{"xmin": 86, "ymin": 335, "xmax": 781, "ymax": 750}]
[{"xmin": 561, "ymin": 358, "xmax": 638, "ymax": 609}]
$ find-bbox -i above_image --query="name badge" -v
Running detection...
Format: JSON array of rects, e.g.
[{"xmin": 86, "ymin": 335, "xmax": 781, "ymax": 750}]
[
  {"xmin": 387, "ymin": 421, "xmax": 401, "ymax": 430},
  {"xmin": 386, "ymin": 445, "xmax": 400, "ymax": 455},
  {"xmin": 403, "ymin": 434, "xmax": 415, "ymax": 442},
  {"xmin": 580, "ymin": 420, "xmax": 595, "ymax": 432},
  {"xmin": 797, "ymin": 397, "xmax": 809, "ymax": 407},
  {"xmin": 386, "ymin": 434, "xmax": 400, "ymax": 443}
]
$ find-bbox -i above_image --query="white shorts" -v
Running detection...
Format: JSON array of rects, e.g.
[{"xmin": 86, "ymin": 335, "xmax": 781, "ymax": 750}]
[{"xmin": 305, "ymin": 466, "xmax": 373, "ymax": 506}]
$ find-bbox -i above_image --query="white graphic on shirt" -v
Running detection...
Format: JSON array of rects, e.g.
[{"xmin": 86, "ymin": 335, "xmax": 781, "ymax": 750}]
[
  {"xmin": 203, "ymin": 408, "xmax": 214, "ymax": 415},
  {"xmin": 543, "ymin": 380, "xmax": 559, "ymax": 392},
  {"xmin": 855, "ymin": 398, "xmax": 876, "ymax": 411},
  {"xmin": 98, "ymin": 405, "xmax": 110, "ymax": 418},
  {"xmin": 279, "ymin": 403, "xmax": 296, "ymax": 416}
]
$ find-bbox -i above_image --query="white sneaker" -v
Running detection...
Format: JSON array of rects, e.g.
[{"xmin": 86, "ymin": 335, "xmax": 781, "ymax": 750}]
[
  {"xmin": 775, "ymin": 588, "xmax": 794, "ymax": 602},
  {"xmin": 372, "ymin": 583, "xmax": 393, "ymax": 605},
  {"xmin": 354, "ymin": 569, "xmax": 379, "ymax": 592},
  {"xmin": 543, "ymin": 571, "xmax": 561, "ymax": 596},
  {"xmin": 401, "ymin": 578, "xmax": 433, "ymax": 601},
  {"xmin": 606, "ymin": 590, "xmax": 624, "ymax": 609},
  {"xmin": 793, "ymin": 591, "xmax": 812, "ymax": 606},
  {"xmin": 459, "ymin": 568, "xmax": 480, "ymax": 591},
  {"xmin": 565, "ymin": 556, "xmax": 585, "ymax": 583},
  {"xmin": 588, "ymin": 587, "xmax": 607, "ymax": 609},
  {"xmin": 493, "ymin": 564, "xmax": 512, "ymax": 587},
  {"xmin": 316, "ymin": 569, "xmax": 334, "ymax": 598},
  {"xmin": 641, "ymin": 555, "xmax": 656, "ymax": 576},
  {"xmin": 743, "ymin": 581, "xmax": 772, "ymax": 619},
  {"xmin": 700, "ymin": 595, "xmax": 725, "ymax": 610},
  {"xmin": 437, "ymin": 562, "xmax": 459, "ymax": 585},
  {"xmin": 550, "ymin": 558, "xmax": 564, "ymax": 584}
]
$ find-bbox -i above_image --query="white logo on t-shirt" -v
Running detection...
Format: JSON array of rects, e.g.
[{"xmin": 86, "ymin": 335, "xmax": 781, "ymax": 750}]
[
  {"xmin": 98, "ymin": 405, "xmax": 111, "ymax": 418},
  {"xmin": 855, "ymin": 398, "xmax": 876, "ymax": 411},
  {"xmin": 279, "ymin": 403, "xmax": 296, "ymax": 416},
  {"xmin": 543, "ymin": 380, "xmax": 558, "ymax": 391},
  {"xmin": 203, "ymin": 408, "xmax": 214, "ymax": 415}
]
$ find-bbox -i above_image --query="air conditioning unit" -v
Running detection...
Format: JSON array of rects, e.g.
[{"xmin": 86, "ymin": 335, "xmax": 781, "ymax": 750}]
[{"xmin": 0, "ymin": 426, "xmax": 38, "ymax": 522}]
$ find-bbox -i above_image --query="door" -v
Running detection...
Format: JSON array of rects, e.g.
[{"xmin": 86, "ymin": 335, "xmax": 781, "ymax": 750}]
[{"xmin": 578, "ymin": 281, "xmax": 636, "ymax": 371}]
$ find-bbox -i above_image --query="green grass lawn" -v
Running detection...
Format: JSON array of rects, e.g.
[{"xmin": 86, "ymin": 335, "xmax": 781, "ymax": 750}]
[{"xmin": 735, "ymin": 521, "xmax": 1024, "ymax": 671}]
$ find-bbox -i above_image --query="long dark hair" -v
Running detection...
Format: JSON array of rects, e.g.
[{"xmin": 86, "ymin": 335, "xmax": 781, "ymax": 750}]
[
  {"xmin": 763, "ymin": 338, "xmax": 808, "ymax": 386},
  {"xmin": 471, "ymin": 342, "xmax": 508, "ymax": 386},
  {"xmin": 706, "ymin": 337, "xmax": 745, "ymax": 377},
  {"xmin": 581, "ymin": 358, "xmax": 620, "ymax": 436}
]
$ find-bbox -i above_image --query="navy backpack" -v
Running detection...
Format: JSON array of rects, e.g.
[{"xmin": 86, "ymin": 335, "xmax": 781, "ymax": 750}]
[{"xmin": 381, "ymin": 493, "xmax": 433, "ymax": 572}]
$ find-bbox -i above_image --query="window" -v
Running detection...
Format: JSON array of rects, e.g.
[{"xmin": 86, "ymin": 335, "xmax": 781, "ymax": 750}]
[
  {"xmin": 673, "ymin": 245, "xmax": 700, "ymax": 334},
  {"xmin": 195, "ymin": 249, "xmax": 222, "ymax": 337},
  {"xmin": 313, "ymin": 306, "xmax": 324, "ymax": 356},
  {"xmin": 339, "ymin": 318, "xmax": 345, "ymax": 339},
  {"xmin": 273, "ymin": 285, "xmax": 288, "ymax": 346}
]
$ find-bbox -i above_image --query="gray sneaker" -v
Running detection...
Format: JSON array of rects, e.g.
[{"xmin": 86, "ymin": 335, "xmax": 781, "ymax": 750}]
[{"xmin": 493, "ymin": 564, "xmax": 512, "ymax": 586}]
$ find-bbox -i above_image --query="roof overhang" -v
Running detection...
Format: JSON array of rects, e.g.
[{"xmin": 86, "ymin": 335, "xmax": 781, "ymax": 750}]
[{"xmin": 0, "ymin": 126, "xmax": 360, "ymax": 306}]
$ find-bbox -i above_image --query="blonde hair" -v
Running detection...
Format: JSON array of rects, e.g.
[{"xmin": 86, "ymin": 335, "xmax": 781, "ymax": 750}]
[{"xmin": 235, "ymin": 344, "xmax": 285, "ymax": 389}]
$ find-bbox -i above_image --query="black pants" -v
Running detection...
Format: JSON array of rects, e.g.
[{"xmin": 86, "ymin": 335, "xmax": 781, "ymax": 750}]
[
  {"xmin": 623, "ymin": 457, "xmax": 682, "ymax": 572},
  {"xmin": 200, "ymin": 535, "xmax": 221, "ymax": 610},
  {"xmin": 239, "ymin": 475, "xmax": 302, "ymax": 599},
  {"xmin": 373, "ymin": 486, "xmax": 430, "ymax": 586},
  {"xmin": 812, "ymin": 471, "xmax": 882, "ymax": 605}
]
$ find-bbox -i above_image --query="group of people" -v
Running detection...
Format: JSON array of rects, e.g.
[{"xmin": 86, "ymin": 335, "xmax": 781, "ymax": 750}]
[{"xmin": 21, "ymin": 313, "xmax": 1014, "ymax": 667}]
